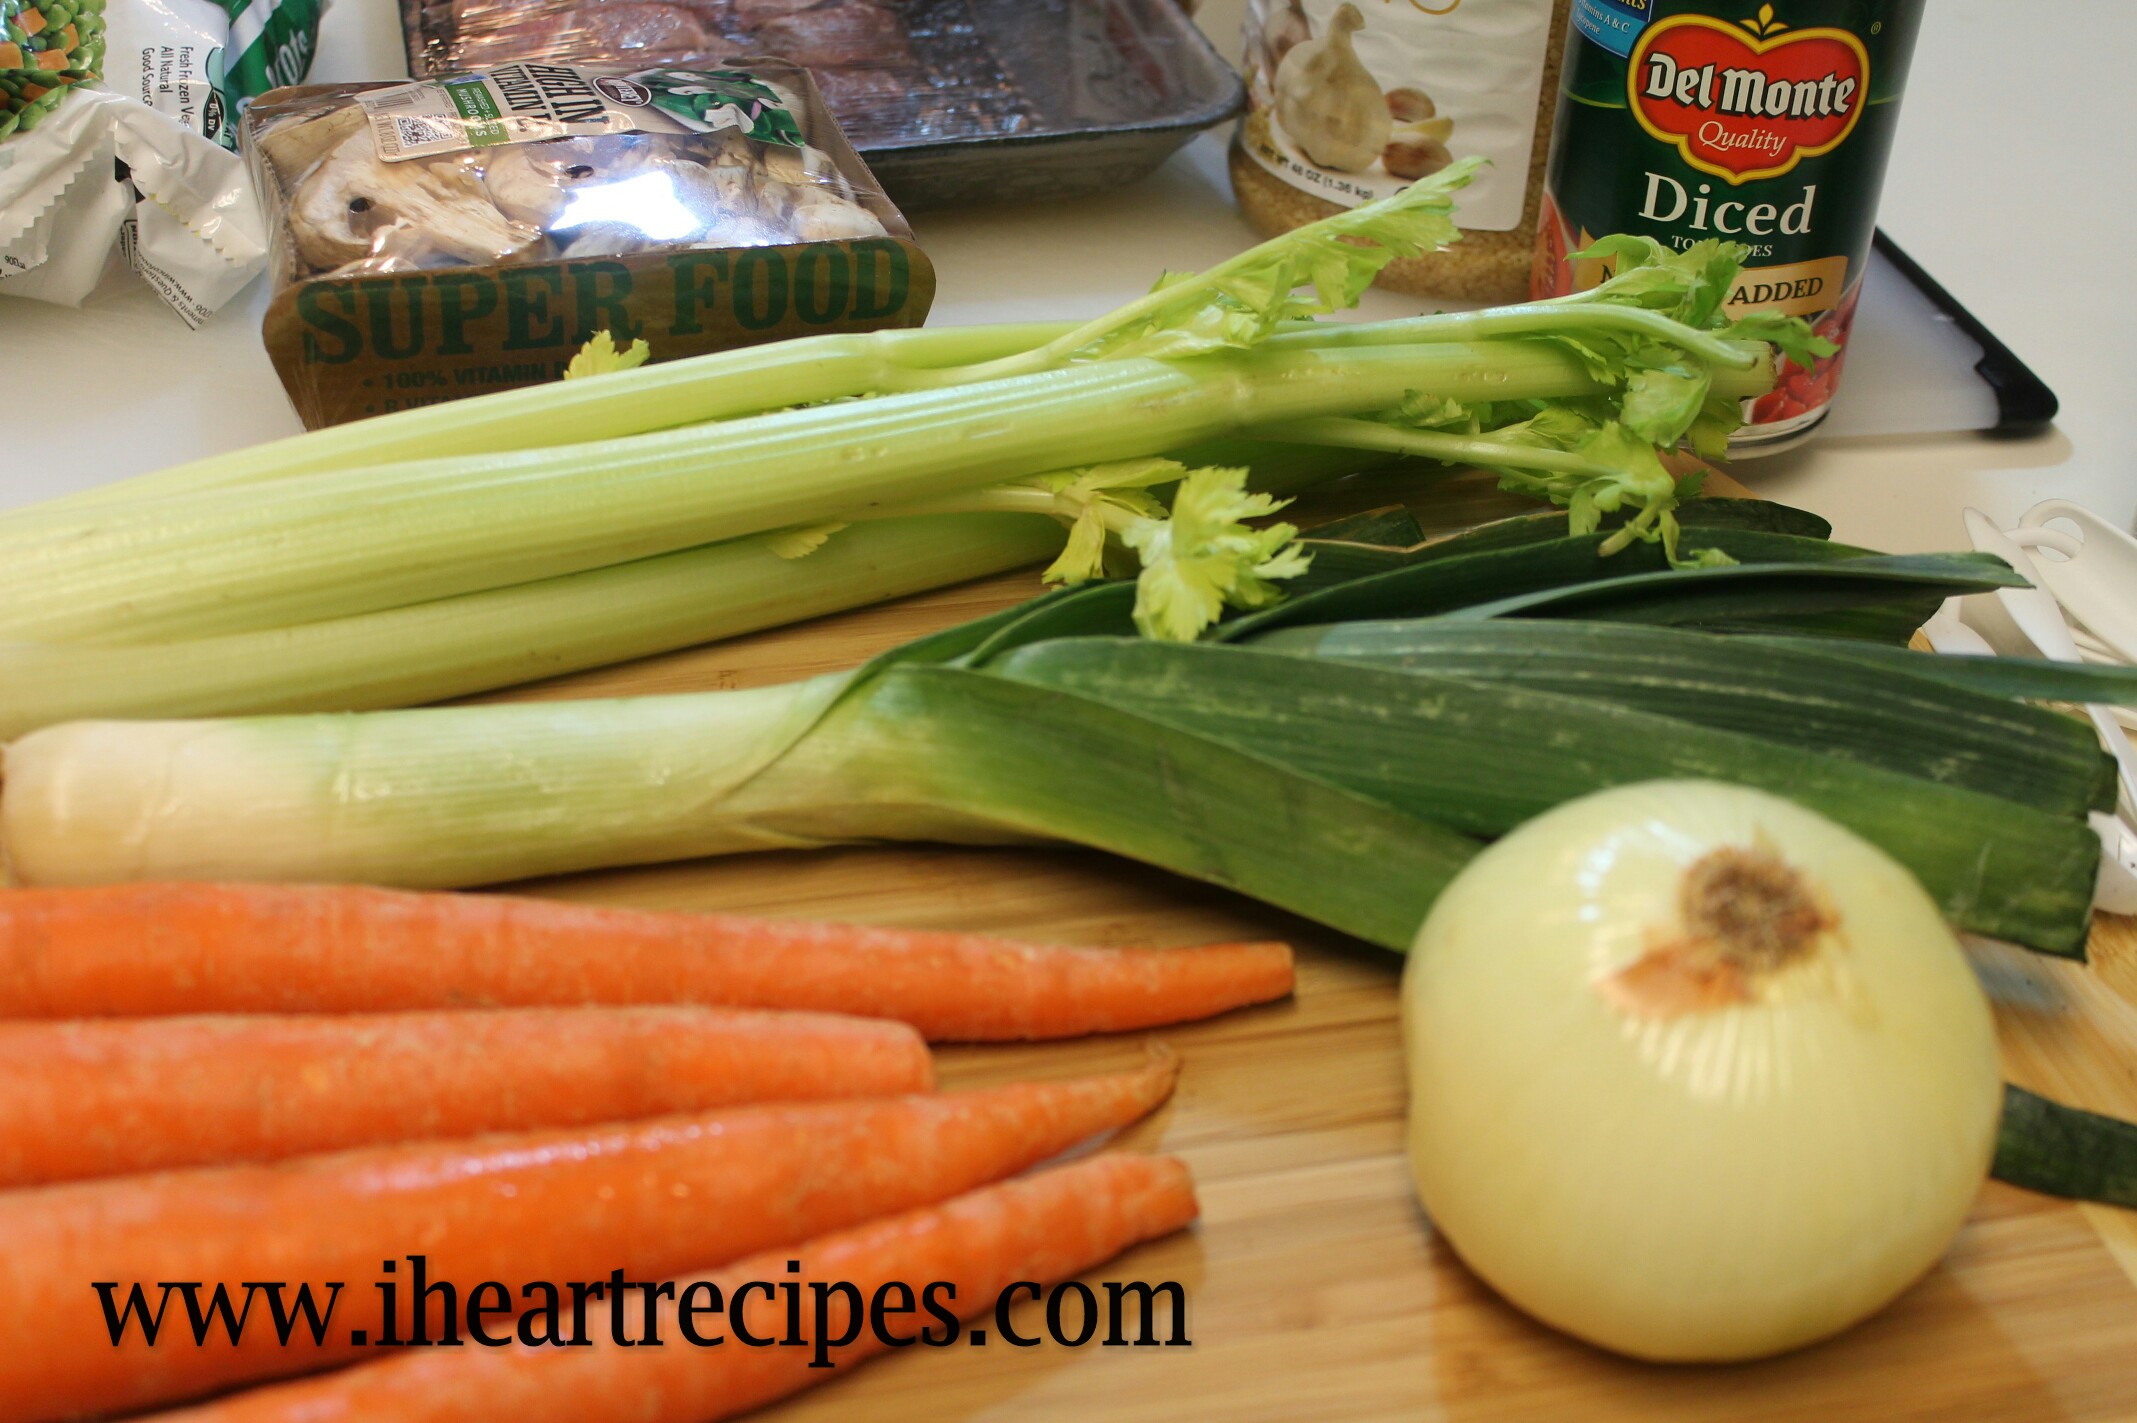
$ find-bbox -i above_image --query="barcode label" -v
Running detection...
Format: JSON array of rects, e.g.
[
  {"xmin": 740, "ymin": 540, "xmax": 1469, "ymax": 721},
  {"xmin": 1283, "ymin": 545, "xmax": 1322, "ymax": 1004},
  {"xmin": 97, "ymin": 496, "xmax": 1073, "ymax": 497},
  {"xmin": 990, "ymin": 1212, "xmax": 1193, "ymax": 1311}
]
[
  {"xmin": 369, "ymin": 112, "xmax": 466, "ymax": 160},
  {"xmin": 364, "ymin": 87, "xmax": 426, "ymax": 113}
]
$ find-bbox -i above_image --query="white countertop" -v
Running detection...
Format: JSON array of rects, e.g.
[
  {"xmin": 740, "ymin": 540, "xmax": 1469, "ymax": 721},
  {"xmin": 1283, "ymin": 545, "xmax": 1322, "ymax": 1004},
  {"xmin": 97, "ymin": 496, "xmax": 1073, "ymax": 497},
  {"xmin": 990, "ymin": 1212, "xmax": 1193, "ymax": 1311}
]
[{"xmin": 3, "ymin": 0, "xmax": 2130, "ymax": 554}]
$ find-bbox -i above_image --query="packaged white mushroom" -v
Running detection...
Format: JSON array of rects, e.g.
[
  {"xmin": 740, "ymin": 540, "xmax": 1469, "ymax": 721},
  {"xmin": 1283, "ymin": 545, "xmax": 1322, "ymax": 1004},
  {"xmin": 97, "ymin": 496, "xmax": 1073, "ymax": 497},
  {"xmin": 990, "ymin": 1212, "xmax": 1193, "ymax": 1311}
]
[{"xmin": 242, "ymin": 59, "xmax": 932, "ymax": 428}]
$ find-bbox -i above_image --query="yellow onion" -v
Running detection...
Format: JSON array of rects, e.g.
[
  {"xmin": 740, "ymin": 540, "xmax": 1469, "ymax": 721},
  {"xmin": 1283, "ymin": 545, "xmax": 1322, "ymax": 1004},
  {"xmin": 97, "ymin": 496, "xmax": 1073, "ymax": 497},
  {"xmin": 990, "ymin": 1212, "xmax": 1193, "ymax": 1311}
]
[{"xmin": 1402, "ymin": 779, "xmax": 2002, "ymax": 1361}]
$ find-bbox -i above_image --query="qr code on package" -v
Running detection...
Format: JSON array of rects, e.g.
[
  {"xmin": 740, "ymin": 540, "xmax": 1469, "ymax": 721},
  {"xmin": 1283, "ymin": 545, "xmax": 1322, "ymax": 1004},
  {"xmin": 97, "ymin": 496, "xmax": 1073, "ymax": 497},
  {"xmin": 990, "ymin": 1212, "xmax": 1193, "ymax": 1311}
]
[{"xmin": 368, "ymin": 113, "xmax": 466, "ymax": 161}]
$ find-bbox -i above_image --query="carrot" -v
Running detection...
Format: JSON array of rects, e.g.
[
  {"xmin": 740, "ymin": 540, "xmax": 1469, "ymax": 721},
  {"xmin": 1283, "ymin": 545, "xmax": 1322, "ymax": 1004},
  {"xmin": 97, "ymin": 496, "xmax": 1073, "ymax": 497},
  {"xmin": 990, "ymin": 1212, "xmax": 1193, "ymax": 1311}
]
[
  {"xmin": 0, "ymin": 882, "xmax": 1295, "ymax": 1040},
  {"xmin": 0, "ymin": 1057, "xmax": 1176, "ymax": 1423},
  {"xmin": 0, "ymin": 1006, "xmax": 933, "ymax": 1188},
  {"xmin": 148, "ymin": 1153, "xmax": 1199, "ymax": 1423}
]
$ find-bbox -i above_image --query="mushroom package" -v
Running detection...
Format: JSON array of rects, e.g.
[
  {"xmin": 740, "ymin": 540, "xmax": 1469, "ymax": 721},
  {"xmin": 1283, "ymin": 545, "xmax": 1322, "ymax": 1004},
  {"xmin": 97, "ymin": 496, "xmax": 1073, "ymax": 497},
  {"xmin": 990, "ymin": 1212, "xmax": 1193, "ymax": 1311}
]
[
  {"xmin": 243, "ymin": 59, "xmax": 934, "ymax": 430},
  {"xmin": 248, "ymin": 61, "xmax": 890, "ymax": 281}
]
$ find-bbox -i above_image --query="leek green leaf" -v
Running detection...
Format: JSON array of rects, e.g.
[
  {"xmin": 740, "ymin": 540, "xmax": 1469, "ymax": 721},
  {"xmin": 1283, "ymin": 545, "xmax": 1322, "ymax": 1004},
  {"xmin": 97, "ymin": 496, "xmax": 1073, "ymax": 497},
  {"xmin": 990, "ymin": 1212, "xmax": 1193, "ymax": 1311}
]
[
  {"xmin": 989, "ymin": 638, "xmax": 2100, "ymax": 955},
  {"xmin": 1746, "ymin": 636, "xmax": 2137, "ymax": 705},
  {"xmin": 1254, "ymin": 618, "xmax": 2116, "ymax": 817},
  {"xmin": 1994, "ymin": 1087, "xmax": 2137, "ymax": 1207},
  {"xmin": 1218, "ymin": 533, "xmax": 1970, "ymax": 640},
  {"xmin": 1433, "ymin": 552, "xmax": 2027, "ymax": 629}
]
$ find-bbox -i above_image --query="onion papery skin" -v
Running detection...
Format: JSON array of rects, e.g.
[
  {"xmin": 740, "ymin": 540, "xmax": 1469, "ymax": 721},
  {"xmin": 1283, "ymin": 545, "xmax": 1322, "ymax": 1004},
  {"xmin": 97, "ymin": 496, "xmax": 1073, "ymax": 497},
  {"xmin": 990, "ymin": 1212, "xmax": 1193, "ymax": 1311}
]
[{"xmin": 1401, "ymin": 780, "xmax": 2003, "ymax": 1362}]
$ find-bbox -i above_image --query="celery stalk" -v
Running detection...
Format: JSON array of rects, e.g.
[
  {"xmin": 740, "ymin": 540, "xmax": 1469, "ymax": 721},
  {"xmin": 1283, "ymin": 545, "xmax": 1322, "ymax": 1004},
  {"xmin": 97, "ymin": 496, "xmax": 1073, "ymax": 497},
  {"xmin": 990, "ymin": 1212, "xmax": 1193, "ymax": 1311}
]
[
  {"xmin": 0, "ymin": 442, "xmax": 1393, "ymax": 736},
  {"xmin": 17, "ymin": 323, "xmax": 1078, "ymax": 518},
  {"xmin": 0, "ymin": 514, "xmax": 1060, "ymax": 738},
  {"xmin": 0, "ymin": 342, "xmax": 1606, "ymax": 645},
  {"xmin": 4, "ymin": 164, "xmax": 1486, "ymax": 526},
  {"xmin": 0, "ymin": 177, "xmax": 1808, "ymax": 658}
]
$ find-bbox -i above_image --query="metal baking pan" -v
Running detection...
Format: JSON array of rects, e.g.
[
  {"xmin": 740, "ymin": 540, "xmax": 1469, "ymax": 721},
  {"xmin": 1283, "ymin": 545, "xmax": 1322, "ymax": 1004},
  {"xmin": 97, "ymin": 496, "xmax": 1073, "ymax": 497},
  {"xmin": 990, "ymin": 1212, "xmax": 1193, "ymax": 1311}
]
[{"xmin": 398, "ymin": 0, "xmax": 1246, "ymax": 208}]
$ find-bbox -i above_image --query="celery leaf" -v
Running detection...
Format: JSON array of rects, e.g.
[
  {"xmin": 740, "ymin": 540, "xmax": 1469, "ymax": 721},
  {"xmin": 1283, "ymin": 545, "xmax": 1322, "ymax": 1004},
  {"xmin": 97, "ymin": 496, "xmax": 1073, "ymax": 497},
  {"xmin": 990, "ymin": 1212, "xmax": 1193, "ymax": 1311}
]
[
  {"xmin": 1561, "ymin": 236, "xmax": 1744, "ymax": 327},
  {"xmin": 1126, "ymin": 468, "xmax": 1311, "ymax": 642},
  {"xmin": 1048, "ymin": 160, "xmax": 1483, "ymax": 366},
  {"xmin": 564, "ymin": 330, "xmax": 652, "ymax": 379},
  {"xmin": 764, "ymin": 523, "xmax": 850, "ymax": 559},
  {"xmin": 1720, "ymin": 311, "xmax": 1840, "ymax": 371},
  {"xmin": 1023, "ymin": 459, "xmax": 1182, "ymax": 587}
]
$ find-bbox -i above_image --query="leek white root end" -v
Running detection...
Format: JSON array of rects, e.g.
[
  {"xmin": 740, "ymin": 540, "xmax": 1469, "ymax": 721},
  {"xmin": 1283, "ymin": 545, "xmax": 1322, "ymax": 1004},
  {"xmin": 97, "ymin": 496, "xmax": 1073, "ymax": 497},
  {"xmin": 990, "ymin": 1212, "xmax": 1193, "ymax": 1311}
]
[{"xmin": 1, "ymin": 678, "xmax": 855, "ymax": 888}]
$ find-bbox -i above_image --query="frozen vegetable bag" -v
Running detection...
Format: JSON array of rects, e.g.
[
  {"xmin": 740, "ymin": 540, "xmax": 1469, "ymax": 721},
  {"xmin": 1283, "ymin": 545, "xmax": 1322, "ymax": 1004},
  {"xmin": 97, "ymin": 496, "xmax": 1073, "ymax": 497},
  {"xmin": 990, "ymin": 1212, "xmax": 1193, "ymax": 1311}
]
[
  {"xmin": 102, "ymin": 0, "xmax": 333, "ymax": 148},
  {"xmin": 0, "ymin": 0, "xmax": 325, "ymax": 320},
  {"xmin": 246, "ymin": 60, "xmax": 933, "ymax": 427}
]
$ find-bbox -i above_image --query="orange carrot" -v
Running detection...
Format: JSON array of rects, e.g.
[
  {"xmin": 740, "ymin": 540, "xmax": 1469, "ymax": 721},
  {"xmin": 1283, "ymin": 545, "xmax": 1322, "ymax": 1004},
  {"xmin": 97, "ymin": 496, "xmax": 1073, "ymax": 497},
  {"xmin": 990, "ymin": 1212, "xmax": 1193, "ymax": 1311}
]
[
  {"xmin": 149, "ymin": 1153, "xmax": 1199, "ymax": 1423},
  {"xmin": 0, "ymin": 882, "xmax": 1295, "ymax": 1040},
  {"xmin": 0, "ymin": 1006, "xmax": 933, "ymax": 1188},
  {"xmin": 0, "ymin": 1057, "xmax": 1176, "ymax": 1423}
]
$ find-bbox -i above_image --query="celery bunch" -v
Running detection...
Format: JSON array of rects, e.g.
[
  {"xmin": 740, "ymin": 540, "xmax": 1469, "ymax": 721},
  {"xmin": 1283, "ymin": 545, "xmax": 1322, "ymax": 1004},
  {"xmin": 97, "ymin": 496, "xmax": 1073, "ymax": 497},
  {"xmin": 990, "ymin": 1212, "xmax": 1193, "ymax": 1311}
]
[{"xmin": 0, "ymin": 161, "xmax": 1793, "ymax": 734}]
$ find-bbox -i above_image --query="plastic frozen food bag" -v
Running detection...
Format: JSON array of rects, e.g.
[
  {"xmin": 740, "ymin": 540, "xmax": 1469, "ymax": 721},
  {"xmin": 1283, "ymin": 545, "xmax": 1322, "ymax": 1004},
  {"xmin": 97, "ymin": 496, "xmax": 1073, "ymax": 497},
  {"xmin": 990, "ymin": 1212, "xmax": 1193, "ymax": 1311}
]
[
  {"xmin": 246, "ymin": 59, "xmax": 933, "ymax": 427},
  {"xmin": 0, "ymin": 84, "xmax": 266, "ymax": 319},
  {"xmin": 0, "ymin": 0, "xmax": 320, "ymax": 319},
  {"xmin": 101, "ymin": 0, "xmax": 331, "ymax": 148}
]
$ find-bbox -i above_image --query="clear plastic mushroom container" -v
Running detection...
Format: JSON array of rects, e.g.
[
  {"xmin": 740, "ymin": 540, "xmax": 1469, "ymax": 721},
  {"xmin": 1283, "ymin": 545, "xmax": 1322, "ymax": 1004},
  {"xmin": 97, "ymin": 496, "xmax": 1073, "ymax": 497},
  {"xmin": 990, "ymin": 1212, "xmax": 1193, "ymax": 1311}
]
[{"xmin": 244, "ymin": 59, "xmax": 933, "ymax": 428}]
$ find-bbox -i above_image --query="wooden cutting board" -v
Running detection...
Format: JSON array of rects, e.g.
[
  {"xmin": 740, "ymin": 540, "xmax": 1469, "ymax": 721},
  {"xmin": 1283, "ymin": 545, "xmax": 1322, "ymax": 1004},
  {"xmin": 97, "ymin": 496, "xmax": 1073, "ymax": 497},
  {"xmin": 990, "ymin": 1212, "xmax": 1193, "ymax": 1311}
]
[{"xmin": 485, "ymin": 471, "xmax": 2137, "ymax": 1422}]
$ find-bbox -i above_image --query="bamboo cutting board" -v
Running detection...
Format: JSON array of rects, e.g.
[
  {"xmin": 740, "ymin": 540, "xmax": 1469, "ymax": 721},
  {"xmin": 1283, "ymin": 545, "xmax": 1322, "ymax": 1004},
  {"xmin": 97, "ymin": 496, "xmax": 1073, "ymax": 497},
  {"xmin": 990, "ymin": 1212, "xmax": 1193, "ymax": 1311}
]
[{"xmin": 484, "ymin": 472, "xmax": 2137, "ymax": 1422}]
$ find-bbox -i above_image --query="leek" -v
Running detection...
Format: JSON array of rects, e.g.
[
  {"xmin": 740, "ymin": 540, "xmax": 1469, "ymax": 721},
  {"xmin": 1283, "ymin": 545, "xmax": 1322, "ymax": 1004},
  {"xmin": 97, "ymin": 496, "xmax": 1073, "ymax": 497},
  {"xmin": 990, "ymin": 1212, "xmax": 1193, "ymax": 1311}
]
[{"xmin": 0, "ymin": 532, "xmax": 2094, "ymax": 959}]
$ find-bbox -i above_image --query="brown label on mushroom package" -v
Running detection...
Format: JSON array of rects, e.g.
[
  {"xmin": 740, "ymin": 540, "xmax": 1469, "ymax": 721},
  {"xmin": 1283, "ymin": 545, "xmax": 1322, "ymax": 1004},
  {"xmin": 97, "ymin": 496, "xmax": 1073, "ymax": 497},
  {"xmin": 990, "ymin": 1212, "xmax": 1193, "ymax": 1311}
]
[{"xmin": 263, "ymin": 239, "xmax": 934, "ymax": 426}]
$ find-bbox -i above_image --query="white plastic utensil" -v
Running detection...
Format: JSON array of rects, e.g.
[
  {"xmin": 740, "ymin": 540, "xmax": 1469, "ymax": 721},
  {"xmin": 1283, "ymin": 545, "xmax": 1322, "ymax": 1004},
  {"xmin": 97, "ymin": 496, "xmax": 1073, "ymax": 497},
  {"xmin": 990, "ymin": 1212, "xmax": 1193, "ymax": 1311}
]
[
  {"xmin": 2012, "ymin": 501, "xmax": 2137, "ymax": 669},
  {"xmin": 1922, "ymin": 599, "xmax": 1996, "ymax": 657},
  {"xmin": 1964, "ymin": 508, "xmax": 2137, "ymax": 914}
]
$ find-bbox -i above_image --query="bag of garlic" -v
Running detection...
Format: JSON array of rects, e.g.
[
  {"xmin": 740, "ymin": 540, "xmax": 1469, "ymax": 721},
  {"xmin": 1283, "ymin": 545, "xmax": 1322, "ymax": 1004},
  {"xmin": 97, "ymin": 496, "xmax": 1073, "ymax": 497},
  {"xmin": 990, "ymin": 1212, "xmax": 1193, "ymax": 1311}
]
[
  {"xmin": 244, "ymin": 59, "xmax": 932, "ymax": 428},
  {"xmin": 1232, "ymin": 0, "xmax": 1569, "ymax": 302}
]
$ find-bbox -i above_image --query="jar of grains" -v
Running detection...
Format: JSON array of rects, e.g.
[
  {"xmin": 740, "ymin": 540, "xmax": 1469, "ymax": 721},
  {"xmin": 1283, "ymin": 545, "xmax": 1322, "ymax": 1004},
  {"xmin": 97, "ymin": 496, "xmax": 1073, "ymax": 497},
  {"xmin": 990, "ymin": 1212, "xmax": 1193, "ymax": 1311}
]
[{"xmin": 1230, "ymin": 0, "xmax": 1573, "ymax": 303}]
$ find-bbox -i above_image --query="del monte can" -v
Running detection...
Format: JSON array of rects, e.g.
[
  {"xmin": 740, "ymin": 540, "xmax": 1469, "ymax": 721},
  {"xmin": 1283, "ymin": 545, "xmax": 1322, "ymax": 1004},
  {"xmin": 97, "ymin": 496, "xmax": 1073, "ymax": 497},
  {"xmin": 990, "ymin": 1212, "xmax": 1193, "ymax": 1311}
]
[{"xmin": 1530, "ymin": 0, "xmax": 1924, "ymax": 451}]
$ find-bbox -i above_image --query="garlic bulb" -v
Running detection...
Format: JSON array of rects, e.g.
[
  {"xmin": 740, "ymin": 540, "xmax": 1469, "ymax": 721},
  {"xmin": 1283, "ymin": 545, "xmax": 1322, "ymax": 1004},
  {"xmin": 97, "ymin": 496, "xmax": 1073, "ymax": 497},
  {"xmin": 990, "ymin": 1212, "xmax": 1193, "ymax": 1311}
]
[
  {"xmin": 1274, "ymin": 3, "xmax": 1390, "ymax": 173},
  {"xmin": 1402, "ymin": 780, "xmax": 2002, "ymax": 1362}
]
